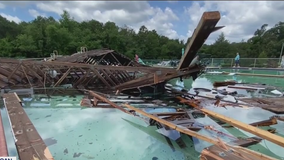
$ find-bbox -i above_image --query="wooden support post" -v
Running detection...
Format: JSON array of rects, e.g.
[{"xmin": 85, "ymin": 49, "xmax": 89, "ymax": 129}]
[
  {"xmin": 53, "ymin": 68, "xmax": 71, "ymax": 87},
  {"xmin": 22, "ymin": 64, "xmax": 44, "ymax": 85},
  {"xmin": 92, "ymin": 69, "xmax": 112, "ymax": 88},
  {"xmin": 117, "ymin": 71, "xmax": 130, "ymax": 81},
  {"xmin": 100, "ymin": 69, "xmax": 116, "ymax": 86},
  {"xmin": 104, "ymin": 69, "xmax": 120, "ymax": 84},
  {"xmin": 113, "ymin": 70, "xmax": 124, "ymax": 83},
  {"xmin": 110, "ymin": 52, "xmax": 123, "ymax": 66},
  {"xmin": 154, "ymin": 73, "xmax": 159, "ymax": 84},
  {"xmin": 94, "ymin": 54, "xmax": 107, "ymax": 65},
  {"xmin": 74, "ymin": 70, "xmax": 90, "ymax": 87},
  {"xmin": 7, "ymin": 62, "xmax": 22, "ymax": 82},
  {"xmin": 21, "ymin": 65, "xmax": 32, "ymax": 87}
]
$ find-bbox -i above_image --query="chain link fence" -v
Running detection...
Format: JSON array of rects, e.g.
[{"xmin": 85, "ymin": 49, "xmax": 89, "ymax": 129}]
[{"xmin": 143, "ymin": 58, "xmax": 282, "ymax": 68}]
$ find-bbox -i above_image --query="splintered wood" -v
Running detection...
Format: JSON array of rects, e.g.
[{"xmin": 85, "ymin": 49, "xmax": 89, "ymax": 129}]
[
  {"xmin": 2, "ymin": 93, "xmax": 54, "ymax": 160},
  {"xmin": 123, "ymin": 104, "xmax": 277, "ymax": 160},
  {"xmin": 176, "ymin": 96, "xmax": 284, "ymax": 148}
]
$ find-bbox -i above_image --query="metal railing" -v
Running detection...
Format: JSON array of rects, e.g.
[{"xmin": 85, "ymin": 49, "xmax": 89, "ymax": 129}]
[
  {"xmin": 203, "ymin": 58, "xmax": 280, "ymax": 68},
  {"xmin": 142, "ymin": 58, "xmax": 283, "ymax": 68}
]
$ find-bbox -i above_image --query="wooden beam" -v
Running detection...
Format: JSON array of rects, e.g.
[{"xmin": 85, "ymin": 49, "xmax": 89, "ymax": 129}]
[
  {"xmin": 0, "ymin": 67, "xmax": 21, "ymax": 82},
  {"xmin": 95, "ymin": 54, "xmax": 107, "ymax": 65},
  {"xmin": 22, "ymin": 64, "xmax": 44, "ymax": 86},
  {"xmin": 21, "ymin": 66, "xmax": 32, "ymax": 87},
  {"xmin": 104, "ymin": 69, "xmax": 120, "ymax": 84},
  {"xmin": 7, "ymin": 62, "xmax": 22, "ymax": 82},
  {"xmin": 89, "ymin": 91, "xmax": 131, "ymax": 114},
  {"xmin": 53, "ymin": 68, "xmax": 71, "ymax": 87},
  {"xmin": 100, "ymin": 69, "xmax": 117, "ymax": 86},
  {"xmin": 110, "ymin": 52, "xmax": 122, "ymax": 65},
  {"xmin": 91, "ymin": 69, "xmax": 112, "ymax": 88},
  {"xmin": 74, "ymin": 70, "xmax": 90, "ymax": 87},
  {"xmin": 123, "ymin": 104, "xmax": 218, "ymax": 144},
  {"xmin": 177, "ymin": 11, "xmax": 221, "ymax": 70}
]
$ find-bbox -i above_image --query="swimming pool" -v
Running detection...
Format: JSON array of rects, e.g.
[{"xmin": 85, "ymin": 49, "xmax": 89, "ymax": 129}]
[{"xmin": 1, "ymin": 73, "xmax": 284, "ymax": 160}]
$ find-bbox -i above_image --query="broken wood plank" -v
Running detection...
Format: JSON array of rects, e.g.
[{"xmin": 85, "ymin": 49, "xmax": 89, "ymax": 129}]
[
  {"xmin": 123, "ymin": 104, "xmax": 277, "ymax": 160},
  {"xmin": 200, "ymin": 144, "xmax": 275, "ymax": 160},
  {"xmin": 89, "ymin": 90, "xmax": 131, "ymax": 114},
  {"xmin": 223, "ymin": 117, "xmax": 278, "ymax": 128},
  {"xmin": 177, "ymin": 11, "xmax": 221, "ymax": 70}
]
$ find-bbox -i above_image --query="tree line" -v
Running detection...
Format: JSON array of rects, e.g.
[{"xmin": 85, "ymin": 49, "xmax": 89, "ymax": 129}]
[{"xmin": 0, "ymin": 11, "xmax": 283, "ymax": 59}]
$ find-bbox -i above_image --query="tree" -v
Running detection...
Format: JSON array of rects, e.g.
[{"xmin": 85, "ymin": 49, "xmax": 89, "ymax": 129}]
[{"xmin": 0, "ymin": 11, "xmax": 284, "ymax": 59}]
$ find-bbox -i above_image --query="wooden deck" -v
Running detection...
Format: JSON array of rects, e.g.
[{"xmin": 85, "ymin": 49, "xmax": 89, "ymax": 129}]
[{"xmin": 2, "ymin": 93, "xmax": 54, "ymax": 160}]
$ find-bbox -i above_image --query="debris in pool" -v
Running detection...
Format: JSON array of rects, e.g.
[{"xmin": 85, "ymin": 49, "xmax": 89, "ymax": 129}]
[
  {"xmin": 89, "ymin": 142, "xmax": 93, "ymax": 144},
  {"xmin": 63, "ymin": 148, "xmax": 68, "ymax": 154},
  {"xmin": 45, "ymin": 114, "xmax": 52, "ymax": 118},
  {"xmin": 79, "ymin": 135, "xmax": 83, "ymax": 137},
  {"xmin": 82, "ymin": 155, "xmax": 95, "ymax": 159},
  {"xmin": 73, "ymin": 152, "xmax": 83, "ymax": 158},
  {"xmin": 44, "ymin": 137, "xmax": 57, "ymax": 146},
  {"xmin": 152, "ymin": 157, "xmax": 158, "ymax": 160}
]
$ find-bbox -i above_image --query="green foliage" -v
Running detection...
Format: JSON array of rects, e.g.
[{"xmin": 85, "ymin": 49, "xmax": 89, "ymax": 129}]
[
  {"xmin": 258, "ymin": 51, "xmax": 267, "ymax": 58},
  {"xmin": 0, "ymin": 10, "xmax": 284, "ymax": 59}
]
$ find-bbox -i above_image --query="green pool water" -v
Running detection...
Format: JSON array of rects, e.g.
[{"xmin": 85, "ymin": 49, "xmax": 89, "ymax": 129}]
[
  {"xmin": 1, "ymin": 72, "xmax": 284, "ymax": 160},
  {"xmin": 177, "ymin": 71, "xmax": 284, "ymax": 90}
]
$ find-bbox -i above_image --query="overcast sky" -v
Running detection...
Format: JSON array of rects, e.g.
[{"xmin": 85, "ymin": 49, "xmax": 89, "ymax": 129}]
[{"xmin": 1, "ymin": 1, "xmax": 284, "ymax": 44}]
